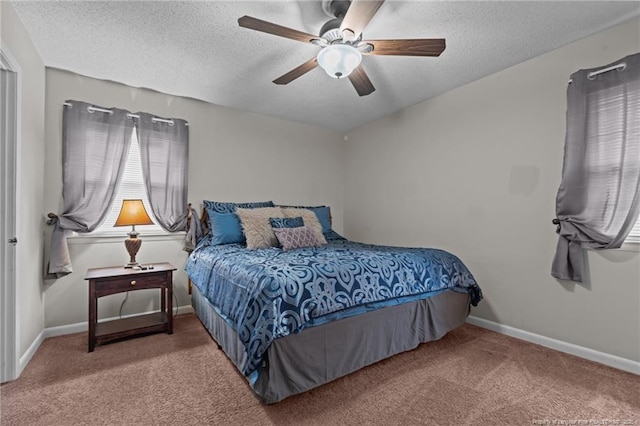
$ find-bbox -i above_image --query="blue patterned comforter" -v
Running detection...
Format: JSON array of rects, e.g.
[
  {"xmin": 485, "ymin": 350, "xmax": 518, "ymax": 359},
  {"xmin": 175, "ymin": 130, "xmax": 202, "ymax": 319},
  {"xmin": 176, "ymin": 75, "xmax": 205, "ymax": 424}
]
[{"xmin": 185, "ymin": 237, "xmax": 482, "ymax": 376}]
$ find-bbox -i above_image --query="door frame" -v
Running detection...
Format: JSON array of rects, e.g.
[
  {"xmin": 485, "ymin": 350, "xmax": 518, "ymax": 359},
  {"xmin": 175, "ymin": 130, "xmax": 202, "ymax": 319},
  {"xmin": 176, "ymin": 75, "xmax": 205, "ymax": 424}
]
[{"xmin": 1, "ymin": 45, "xmax": 20, "ymax": 383}]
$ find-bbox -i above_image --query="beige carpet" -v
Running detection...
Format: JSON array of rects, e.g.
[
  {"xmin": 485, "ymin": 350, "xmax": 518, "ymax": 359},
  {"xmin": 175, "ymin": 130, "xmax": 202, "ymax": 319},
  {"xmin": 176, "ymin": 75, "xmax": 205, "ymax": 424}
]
[{"xmin": 1, "ymin": 314, "xmax": 638, "ymax": 425}]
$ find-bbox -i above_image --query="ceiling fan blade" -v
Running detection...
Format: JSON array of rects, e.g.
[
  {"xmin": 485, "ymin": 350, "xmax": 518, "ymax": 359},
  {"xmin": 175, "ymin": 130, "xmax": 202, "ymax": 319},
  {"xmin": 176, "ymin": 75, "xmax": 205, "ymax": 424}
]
[
  {"xmin": 238, "ymin": 16, "xmax": 320, "ymax": 44},
  {"xmin": 340, "ymin": 0, "xmax": 385, "ymax": 41},
  {"xmin": 273, "ymin": 57, "xmax": 319, "ymax": 85},
  {"xmin": 364, "ymin": 39, "xmax": 446, "ymax": 56},
  {"xmin": 348, "ymin": 65, "xmax": 375, "ymax": 96}
]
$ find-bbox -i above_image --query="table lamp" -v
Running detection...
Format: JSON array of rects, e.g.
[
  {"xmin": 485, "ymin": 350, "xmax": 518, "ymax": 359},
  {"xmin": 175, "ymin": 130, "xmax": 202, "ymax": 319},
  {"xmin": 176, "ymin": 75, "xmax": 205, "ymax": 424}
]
[{"xmin": 114, "ymin": 199, "xmax": 154, "ymax": 268}]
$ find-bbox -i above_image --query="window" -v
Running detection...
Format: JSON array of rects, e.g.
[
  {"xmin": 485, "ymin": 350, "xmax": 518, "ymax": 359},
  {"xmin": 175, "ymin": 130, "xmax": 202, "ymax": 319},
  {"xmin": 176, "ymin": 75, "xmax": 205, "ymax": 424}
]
[
  {"xmin": 93, "ymin": 128, "xmax": 165, "ymax": 236},
  {"xmin": 582, "ymin": 81, "xmax": 640, "ymax": 244},
  {"xmin": 585, "ymin": 86, "xmax": 640, "ymax": 243},
  {"xmin": 552, "ymin": 55, "xmax": 640, "ymax": 281},
  {"xmin": 628, "ymin": 217, "xmax": 640, "ymax": 243}
]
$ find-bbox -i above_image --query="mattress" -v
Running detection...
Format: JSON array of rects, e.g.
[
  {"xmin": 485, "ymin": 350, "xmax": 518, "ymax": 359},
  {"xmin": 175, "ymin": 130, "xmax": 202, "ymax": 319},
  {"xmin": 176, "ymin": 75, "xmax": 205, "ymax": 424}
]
[{"xmin": 185, "ymin": 237, "xmax": 481, "ymax": 378}]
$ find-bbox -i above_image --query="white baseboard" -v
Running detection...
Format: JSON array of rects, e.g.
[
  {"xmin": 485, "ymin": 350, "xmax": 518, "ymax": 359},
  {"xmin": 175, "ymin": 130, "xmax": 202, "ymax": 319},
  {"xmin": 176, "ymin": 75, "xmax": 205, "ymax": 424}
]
[
  {"xmin": 43, "ymin": 305, "xmax": 194, "ymax": 338},
  {"xmin": 18, "ymin": 330, "xmax": 44, "ymax": 377},
  {"xmin": 15, "ymin": 305, "xmax": 194, "ymax": 378},
  {"xmin": 21, "ymin": 310, "xmax": 638, "ymax": 378},
  {"xmin": 466, "ymin": 316, "xmax": 640, "ymax": 375}
]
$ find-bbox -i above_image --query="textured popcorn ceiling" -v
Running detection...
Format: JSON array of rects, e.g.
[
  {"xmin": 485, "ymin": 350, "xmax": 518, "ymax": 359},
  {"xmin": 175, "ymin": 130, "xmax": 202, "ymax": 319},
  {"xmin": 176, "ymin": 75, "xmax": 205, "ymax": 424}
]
[{"xmin": 12, "ymin": 1, "xmax": 640, "ymax": 132}]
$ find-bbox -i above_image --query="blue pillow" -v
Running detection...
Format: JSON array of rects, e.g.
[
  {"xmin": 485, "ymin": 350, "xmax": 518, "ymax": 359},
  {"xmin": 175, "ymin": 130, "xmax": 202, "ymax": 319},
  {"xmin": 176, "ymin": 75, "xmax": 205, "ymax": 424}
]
[
  {"xmin": 203, "ymin": 200, "xmax": 275, "ymax": 234},
  {"xmin": 208, "ymin": 210, "xmax": 244, "ymax": 245},
  {"xmin": 270, "ymin": 217, "xmax": 304, "ymax": 229},
  {"xmin": 278, "ymin": 204, "xmax": 325, "ymax": 208},
  {"xmin": 203, "ymin": 200, "xmax": 274, "ymax": 214},
  {"xmin": 309, "ymin": 206, "xmax": 331, "ymax": 234}
]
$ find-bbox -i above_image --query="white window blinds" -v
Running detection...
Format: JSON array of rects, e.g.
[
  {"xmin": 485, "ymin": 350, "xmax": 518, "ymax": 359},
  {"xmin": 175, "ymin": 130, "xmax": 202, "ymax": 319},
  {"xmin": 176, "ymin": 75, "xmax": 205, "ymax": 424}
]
[
  {"xmin": 584, "ymin": 82, "xmax": 640, "ymax": 244},
  {"xmin": 93, "ymin": 128, "xmax": 165, "ymax": 235},
  {"xmin": 628, "ymin": 218, "xmax": 640, "ymax": 243}
]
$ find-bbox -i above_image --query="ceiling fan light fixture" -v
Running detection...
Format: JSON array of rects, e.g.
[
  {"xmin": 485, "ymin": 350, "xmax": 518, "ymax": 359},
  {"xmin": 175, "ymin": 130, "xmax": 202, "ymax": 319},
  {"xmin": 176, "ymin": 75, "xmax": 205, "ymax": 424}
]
[{"xmin": 317, "ymin": 44, "xmax": 362, "ymax": 79}]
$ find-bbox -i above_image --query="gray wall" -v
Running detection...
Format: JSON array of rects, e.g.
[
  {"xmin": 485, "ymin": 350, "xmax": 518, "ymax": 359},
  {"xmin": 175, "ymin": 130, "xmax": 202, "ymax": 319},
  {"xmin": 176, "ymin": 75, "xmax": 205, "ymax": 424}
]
[
  {"xmin": 344, "ymin": 17, "xmax": 640, "ymax": 362},
  {"xmin": 8, "ymin": 2, "xmax": 639, "ymax": 370},
  {"xmin": 42, "ymin": 68, "xmax": 345, "ymax": 327},
  {"xmin": 1, "ymin": 2, "xmax": 46, "ymax": 358}
]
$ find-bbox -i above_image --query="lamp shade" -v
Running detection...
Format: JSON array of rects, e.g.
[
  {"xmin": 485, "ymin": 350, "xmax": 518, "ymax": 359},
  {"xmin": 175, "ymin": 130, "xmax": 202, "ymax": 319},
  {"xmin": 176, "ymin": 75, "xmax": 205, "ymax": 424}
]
[
  {"xmin": 317, "ymin": 44, "xmax": 362, "ymax": 79},
  {"xmin": 114, "ymin": 199, "xmax": 154, "ymax": 227}
]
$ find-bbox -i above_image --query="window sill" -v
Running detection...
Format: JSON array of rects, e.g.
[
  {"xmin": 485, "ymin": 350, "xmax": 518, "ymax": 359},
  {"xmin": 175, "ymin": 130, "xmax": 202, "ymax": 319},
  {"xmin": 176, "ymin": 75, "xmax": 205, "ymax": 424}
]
[
  {"xmin": 583, "ymin": 242, "xmax": 640, "ymax": 253},
  {"xmin": 618, "ymin": 241, "xmax": 640, "ymax": 253},
  {"xmin": 67, "ymin": 231, "xmax": 185, "ymax": 245},
  {"xmin": 581, "ymin": 241, "xmax": 640, "ymax": 253}
]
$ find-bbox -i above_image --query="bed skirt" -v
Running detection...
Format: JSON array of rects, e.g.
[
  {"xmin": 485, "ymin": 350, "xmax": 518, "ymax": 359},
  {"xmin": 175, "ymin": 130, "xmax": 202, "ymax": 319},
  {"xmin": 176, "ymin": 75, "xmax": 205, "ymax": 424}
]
[{"xmin": 192, "ymin": 285, "xmax": 470, "ymax": 403}]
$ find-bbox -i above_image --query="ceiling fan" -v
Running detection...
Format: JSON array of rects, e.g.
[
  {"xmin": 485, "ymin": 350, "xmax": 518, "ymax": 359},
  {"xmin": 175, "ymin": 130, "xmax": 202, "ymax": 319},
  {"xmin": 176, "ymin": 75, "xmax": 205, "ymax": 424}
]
[{"xmin": 238, "ymin": 0, "xmax": 446, "ymax": 96}]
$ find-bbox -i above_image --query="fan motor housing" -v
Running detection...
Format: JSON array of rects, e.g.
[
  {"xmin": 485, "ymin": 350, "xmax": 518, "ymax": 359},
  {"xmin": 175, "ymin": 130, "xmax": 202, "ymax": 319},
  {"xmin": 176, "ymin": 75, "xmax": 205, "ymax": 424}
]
[
  {"xmin": 322, "ymin": 0, "xmax": 350, "ymax": 19},
  {"xmin": 319, "ymin": 19, "xmax": 341, "ymax": 41},
  {"xmin": 319, "ymin": 0, "xmax": 353, "ymax": 41}
]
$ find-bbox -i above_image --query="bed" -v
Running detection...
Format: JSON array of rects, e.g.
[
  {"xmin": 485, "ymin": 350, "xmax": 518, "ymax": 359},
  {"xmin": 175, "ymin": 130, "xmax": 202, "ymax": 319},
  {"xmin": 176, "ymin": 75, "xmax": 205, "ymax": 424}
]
[{"xmin": 185, "ymin": 214, "xmax": 482, "ymax": 403}]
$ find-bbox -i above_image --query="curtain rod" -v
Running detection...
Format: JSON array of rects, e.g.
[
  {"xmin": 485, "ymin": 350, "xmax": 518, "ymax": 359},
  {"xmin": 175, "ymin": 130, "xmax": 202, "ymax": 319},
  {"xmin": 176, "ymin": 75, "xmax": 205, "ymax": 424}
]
[
  {"xmin": 568, "ymin": 61, "xmax": 627, "ymax": 84},
  {"xmin": 62, "ymin": 102, "xmax": 188, "ymax": 126}
]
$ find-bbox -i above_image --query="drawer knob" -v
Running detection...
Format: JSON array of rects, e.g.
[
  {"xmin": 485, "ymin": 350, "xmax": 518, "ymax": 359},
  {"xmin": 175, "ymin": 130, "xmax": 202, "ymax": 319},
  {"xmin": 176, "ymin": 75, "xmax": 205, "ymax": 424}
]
[{"xmin": 130, "ymin": 280, "xmax": 136, "ymax": 286}]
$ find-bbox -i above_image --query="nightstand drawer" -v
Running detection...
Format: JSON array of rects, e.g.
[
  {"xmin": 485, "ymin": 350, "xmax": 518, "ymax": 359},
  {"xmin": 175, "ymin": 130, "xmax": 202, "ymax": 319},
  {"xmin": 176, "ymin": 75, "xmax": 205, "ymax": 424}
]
[{"xmin": 94, "ymin": 272, "xmax": 169, "ymax": 296}]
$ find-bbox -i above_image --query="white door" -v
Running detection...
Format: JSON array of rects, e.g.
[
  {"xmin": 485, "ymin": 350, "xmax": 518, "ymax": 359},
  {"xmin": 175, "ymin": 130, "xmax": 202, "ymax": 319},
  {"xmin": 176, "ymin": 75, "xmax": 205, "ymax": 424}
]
[{"xmin": 0, "ymin": 54, "xmax": 18, "ymax": 383}]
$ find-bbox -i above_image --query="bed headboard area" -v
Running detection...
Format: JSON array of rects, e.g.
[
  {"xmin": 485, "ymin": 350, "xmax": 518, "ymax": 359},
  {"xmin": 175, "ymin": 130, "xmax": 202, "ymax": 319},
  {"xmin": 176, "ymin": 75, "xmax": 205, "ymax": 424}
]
[{"xmin": 198, "ymin": 201, "xmax": 333, "ymax": 234}]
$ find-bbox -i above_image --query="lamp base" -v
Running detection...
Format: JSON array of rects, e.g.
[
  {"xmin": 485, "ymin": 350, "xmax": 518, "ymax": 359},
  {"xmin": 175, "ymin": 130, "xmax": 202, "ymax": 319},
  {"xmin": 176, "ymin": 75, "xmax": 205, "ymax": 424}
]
[{"xmin": 124, "ymin": 233, "xmax": 142, "ymax": 269}]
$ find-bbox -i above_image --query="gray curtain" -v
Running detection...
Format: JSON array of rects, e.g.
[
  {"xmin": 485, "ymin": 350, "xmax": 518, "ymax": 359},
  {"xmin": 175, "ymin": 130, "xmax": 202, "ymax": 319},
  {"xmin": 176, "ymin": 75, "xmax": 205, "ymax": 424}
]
[
  {"xmin": 47, "ymin": 101, "xmax": 133, "ymax": 277},
  {"xmin": 137, "ymin": 112, "xmax": 191, "ymax": 234},
  {"xmin": 552, "ymin": 53, "xmax": 640, "ymax": 282}
]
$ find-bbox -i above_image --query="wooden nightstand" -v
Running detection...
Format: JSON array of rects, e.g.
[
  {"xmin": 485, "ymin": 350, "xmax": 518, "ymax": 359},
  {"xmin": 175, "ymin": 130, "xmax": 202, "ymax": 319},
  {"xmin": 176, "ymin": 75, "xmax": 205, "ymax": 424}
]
[{"xmin": 84, "ymin": 262, "xmax": 176, "ymax": 352}]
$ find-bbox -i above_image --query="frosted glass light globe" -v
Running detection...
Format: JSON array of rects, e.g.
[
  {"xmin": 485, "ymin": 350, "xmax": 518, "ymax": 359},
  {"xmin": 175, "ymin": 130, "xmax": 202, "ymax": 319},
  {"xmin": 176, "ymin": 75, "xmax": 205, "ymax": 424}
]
[{"xmin": 317, "ymin": 44, "xmax": 362, "ymax": 79}]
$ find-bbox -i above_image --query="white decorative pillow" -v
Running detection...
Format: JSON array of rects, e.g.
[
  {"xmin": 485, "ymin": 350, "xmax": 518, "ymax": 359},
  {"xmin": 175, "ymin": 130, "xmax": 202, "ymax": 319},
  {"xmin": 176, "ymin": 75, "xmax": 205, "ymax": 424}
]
[
  {"xmin": 273, "ymin": 226, "xmax": 328, "ymax": 251},
  {"xmin": 281, "ymin": 208, "xmax": 324, "ymax": 239},
  {"xmin": 236, "ymin": 207, "xmax": 284, "ymax": 249}
]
